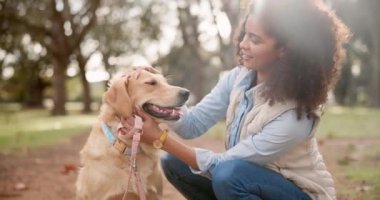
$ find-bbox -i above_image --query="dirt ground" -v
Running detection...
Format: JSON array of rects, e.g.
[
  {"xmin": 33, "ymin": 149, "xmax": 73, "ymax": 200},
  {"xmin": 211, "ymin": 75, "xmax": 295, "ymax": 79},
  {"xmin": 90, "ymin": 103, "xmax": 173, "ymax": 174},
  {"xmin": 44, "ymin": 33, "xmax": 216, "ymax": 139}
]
[{"xmin": 0, "ymin": 131, "xmax": 377, "ymax": 200}]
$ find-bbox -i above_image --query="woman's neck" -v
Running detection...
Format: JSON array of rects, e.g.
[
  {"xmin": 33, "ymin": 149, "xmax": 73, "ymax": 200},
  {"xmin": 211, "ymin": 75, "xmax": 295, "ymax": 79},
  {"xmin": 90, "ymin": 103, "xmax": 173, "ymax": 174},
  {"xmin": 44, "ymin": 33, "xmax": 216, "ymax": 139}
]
[{"xmin": 256, "ymin": 71, "xmax": 269, "ymax": 84}]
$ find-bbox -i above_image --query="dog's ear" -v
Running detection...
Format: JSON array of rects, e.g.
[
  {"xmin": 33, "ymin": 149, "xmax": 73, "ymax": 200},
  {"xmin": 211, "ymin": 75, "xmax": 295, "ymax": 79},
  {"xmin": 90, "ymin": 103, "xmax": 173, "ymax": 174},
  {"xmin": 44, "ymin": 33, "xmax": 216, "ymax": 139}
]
[{"xmin": 103, "ymin": 78, "xmax": 133, "ymax": 117}]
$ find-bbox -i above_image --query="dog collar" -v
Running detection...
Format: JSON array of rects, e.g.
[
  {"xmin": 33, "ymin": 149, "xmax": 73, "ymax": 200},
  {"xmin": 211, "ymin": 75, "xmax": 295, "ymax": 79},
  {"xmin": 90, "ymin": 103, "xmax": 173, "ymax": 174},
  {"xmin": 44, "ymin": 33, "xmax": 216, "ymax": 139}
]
[{"xmin": 101, "ymin": 123, "xmax": 141, "ymax": 156}]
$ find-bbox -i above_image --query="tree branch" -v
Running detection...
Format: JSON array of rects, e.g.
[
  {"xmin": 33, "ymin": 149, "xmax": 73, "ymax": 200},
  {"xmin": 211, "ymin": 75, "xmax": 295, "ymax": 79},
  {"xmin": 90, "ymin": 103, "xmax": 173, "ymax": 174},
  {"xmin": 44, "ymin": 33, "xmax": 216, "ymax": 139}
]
[
  {"xmin": 62, "ymin": 0, "xmax": 76, "ymax": 33},
  {"xmin": 71, "ymin": 0, "xmax": 100, "ymax": 51},
  {"xmin": 1, "ymin": 11, "xmax": 51, "ymax": 37},
  {"xmin": 208, "ymin": 0, "xmax": 226, "ymax": 46}
]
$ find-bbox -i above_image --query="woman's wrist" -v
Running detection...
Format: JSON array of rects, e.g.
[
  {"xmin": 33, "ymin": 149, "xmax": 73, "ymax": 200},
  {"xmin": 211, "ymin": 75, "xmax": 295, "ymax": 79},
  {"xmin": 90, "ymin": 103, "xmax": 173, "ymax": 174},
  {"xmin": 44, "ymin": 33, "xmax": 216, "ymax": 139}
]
[
  {"xmin": 152, "ymin": 129, "xmax": 169, "ymax": 149},
  {"xmin": 161, "ymin": 136, "xmax": 199, "ymax": 170}
]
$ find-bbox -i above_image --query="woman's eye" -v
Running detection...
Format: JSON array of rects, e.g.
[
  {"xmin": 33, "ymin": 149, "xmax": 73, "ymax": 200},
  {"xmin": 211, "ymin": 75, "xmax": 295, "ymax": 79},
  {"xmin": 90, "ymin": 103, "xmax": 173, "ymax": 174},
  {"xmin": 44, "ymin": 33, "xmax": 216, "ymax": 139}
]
[
  {"xmin": 250, "ymin": 36, "xmax": 260, "ymax": 44},
  {"xmin": 145, "ymin": 80, "xmax": 157, "ymax": 85},
  {"xmin": 245, "ymin": 33, "xmax": 261, "ymax": 45}
]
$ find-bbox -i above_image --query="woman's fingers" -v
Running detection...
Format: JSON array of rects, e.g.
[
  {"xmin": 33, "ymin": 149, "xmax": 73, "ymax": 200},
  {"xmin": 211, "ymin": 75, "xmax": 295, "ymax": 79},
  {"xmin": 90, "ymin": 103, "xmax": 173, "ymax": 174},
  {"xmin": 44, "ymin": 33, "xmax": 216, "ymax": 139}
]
[{"xmin": 135, "ymin": 109, "xmax": 152, "ymax": 122}]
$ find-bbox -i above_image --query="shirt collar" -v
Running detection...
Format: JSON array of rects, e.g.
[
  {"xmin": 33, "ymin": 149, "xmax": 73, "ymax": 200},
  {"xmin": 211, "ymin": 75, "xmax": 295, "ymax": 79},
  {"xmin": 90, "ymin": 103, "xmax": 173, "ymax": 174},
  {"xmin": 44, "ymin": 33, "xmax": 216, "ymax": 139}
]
[{"xmin": 237, "ymin": 68, "xmax": 257, "ymax": 90}]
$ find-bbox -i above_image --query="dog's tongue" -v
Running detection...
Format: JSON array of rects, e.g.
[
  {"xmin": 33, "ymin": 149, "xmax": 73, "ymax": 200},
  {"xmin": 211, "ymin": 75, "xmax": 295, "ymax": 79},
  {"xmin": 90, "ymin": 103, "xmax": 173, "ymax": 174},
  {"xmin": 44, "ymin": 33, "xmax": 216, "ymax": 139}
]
[{"xmin": 150, "ymin": 104, "xmax": 180, "ymax": 117}]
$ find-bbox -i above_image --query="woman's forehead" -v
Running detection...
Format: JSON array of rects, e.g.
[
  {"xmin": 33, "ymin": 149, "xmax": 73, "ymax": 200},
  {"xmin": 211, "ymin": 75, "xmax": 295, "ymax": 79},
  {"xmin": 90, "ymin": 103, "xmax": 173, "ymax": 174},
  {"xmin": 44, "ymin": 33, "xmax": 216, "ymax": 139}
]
[{"xmin": 245, "ymin": 15, "xmax": 267, "ymax": 38}]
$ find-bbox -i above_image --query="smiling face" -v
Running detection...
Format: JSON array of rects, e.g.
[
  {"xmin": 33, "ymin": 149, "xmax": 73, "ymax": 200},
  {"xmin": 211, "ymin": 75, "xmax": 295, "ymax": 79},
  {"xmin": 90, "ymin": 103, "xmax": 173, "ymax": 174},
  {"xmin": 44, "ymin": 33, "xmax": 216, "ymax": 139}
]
[{"xmin": 239, "ymin": 15, "xmax": 284, "ymax": 71}]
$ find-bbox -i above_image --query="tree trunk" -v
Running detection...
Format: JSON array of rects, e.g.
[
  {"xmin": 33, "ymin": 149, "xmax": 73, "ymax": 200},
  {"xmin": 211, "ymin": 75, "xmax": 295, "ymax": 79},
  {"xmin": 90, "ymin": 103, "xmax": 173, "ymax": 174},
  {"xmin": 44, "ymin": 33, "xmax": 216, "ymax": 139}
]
[
  {"xmin": 191, "ymin": 59, "xmax": 205, "ymax": 102},
  {"xmin": 368, "ymin": 9, "xmax": 380, "ymax": 107},
  {"xmin": 51, "ymin": 57, "xmax": 67, "ymax": 115},
  {"xmin": 370, "ymin": 38, "xmax": 380, "ymax": 107},
  {"xmin": 334, "ymin": 63, "xmax": 351, "ymax": 105},
  {"xmin": 220, "ymin": 0, "xmax": 240, "ymax": 68},
  {"xmin": 77, "ymin": 52, "xmax": 92, "ymax": 113},
  {"xmin": 48, "ymin": 0, "xmax": 70, "ymax": 115},
  {"xmin": 24, "ymin": 77, "xmax": 45, "ymax": 108}
]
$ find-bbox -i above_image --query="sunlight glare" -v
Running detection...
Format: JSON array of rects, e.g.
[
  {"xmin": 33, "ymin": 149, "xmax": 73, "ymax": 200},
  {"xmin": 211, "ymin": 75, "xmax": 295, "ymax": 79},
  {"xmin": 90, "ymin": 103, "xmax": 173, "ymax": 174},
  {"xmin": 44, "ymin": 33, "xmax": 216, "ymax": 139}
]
[{"xmin": 216, "ymin": 12, "xmax": 231, "ymax": 43}]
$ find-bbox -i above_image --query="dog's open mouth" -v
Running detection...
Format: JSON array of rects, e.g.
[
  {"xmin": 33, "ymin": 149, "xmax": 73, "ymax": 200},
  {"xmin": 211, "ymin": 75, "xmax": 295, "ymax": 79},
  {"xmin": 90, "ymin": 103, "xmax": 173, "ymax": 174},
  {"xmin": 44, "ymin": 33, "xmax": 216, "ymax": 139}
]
[{"xmin": 142, "ymin": 103, "xmax": 182, "ymax": 121}]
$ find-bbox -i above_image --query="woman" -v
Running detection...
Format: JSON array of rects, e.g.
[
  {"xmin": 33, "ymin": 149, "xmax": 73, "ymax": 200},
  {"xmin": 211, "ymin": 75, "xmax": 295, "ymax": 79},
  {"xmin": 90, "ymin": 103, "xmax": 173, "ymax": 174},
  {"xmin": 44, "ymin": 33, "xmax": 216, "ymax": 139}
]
[{"xmin": 138, "ymin": 0, "xmax": 350, "ymax": 199}]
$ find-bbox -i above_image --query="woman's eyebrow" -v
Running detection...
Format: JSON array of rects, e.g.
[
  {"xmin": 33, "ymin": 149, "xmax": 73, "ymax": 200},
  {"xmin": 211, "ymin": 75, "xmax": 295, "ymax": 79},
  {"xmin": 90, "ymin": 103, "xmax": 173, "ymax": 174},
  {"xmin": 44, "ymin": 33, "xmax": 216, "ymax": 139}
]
[{"xmin": 247, "ymin": 31, "xmax": 263, "ymax": 40}]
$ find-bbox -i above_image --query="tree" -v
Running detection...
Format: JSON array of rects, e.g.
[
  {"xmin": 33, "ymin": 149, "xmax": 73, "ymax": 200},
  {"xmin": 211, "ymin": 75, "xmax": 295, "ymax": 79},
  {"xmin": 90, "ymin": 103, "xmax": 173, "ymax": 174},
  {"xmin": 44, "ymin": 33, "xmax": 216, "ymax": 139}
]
[
  {"xmin": 157, "ymin": 0, "xmax": 239, "ymax": 102},
  {"xmin": 1, "ymin": 0, "xmax": 100, "ymax": 115},
  {"xmin": 0, "ymin": 33, "xmax": 50, "ymax": 107},
  {"xmin": 75, "ymin": 47, "xmax": 93, "ymax": 113},
  {"xmin": 1, "ymin": 0, "xmax": 243, "ymax": 110},
  {"xmin": 1, "ymin": 0, "xmax": 170, "ymax": 113},
  {"xmin": 90, "ymin": 0, "xmax": 164, "ymax": 74},
  {"xmin": 0, "ymin": 6, "xmax": 50, "ymax": 107},
  {"xmin": 209, "ymin": 0, "xmax": 240, "ymax": 70},
  {"xmin": 331, "ymin": 0, "xmax": 380, "ymax": 107}
]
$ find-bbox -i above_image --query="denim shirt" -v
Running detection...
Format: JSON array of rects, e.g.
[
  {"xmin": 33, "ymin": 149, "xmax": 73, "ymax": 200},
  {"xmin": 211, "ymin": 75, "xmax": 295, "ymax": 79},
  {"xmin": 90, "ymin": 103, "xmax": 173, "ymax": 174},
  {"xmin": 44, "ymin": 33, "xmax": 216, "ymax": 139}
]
[{"xmin": 169, "ymin": 67, "xmax": 313, "ymax": 178}]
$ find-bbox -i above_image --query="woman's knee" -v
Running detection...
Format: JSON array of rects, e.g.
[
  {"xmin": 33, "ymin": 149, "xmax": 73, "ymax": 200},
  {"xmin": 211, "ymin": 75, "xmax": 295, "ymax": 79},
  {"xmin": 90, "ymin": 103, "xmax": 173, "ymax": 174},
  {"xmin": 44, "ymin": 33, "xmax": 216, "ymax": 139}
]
[
  {"xmin": 212, "ymin": 160, "xmax": 266, "ymax": 200},
  {"xmin": 160, "ymin": 154, "xmax": 177, "ymax": 175},
  {"xmin": 160, "ymin": 153, "xmax": 176, "ymax": 171},
  {"xmin": 212, "ymin": 160, "xmax": 248, "ymax": 190}
]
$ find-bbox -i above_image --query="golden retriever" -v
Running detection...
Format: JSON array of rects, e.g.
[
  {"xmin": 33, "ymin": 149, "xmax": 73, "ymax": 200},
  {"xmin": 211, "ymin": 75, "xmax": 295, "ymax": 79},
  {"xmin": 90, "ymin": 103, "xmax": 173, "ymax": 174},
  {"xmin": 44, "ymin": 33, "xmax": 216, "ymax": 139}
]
[{"xmin": 76, "ymin": 67, "xmax": 189, "ymax": 200}]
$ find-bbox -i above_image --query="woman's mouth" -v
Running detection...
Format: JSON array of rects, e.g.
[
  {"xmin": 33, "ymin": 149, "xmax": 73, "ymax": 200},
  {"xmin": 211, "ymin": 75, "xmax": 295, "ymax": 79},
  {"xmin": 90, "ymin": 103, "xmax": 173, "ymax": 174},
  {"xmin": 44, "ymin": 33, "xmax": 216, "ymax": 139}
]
[{"xmin": 242, "ymin": 54, "xmax": 254, "ymax": 61}]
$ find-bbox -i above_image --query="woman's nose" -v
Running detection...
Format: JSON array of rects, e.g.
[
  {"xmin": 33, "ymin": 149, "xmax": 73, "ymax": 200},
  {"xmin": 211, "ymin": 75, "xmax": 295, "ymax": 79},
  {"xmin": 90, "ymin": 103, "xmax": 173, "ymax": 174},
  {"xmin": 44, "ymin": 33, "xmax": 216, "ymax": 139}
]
[{"xmin": 239, "ymin": 34, "xmax": 249, "ymax": 50}]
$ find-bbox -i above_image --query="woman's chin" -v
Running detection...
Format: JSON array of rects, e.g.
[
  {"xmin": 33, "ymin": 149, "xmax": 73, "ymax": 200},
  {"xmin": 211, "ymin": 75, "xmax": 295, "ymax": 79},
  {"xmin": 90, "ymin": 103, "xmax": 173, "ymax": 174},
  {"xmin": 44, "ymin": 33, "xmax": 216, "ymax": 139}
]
[{"xmin": 242, "ymin": 62, "xmax": 257, "ymax": 70}]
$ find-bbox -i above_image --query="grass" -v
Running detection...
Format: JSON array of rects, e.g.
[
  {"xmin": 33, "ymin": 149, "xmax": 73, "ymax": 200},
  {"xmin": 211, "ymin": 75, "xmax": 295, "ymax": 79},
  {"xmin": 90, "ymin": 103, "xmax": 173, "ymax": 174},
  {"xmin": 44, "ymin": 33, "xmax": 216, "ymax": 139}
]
[
  {"xmin": 3, "ymin": 105, "xmax": 376, "ymax": 152},
  {"xmin": 318, "ymin": 106, "xmax": 380, "ymax": 139},
  {"xmin": 338, "ymin": 144, "xmax": 380, "ymax": 200},
  {"xmin": 345, "ymin": 166, "xmax": 380, "ymax": 199},
  {"xmin": 1, "ymin": 104, "xmax": 379, "ymax": 198},
  {"xmin": 0, "ymin": 104, "xmax": 96, "ymax": 153}
]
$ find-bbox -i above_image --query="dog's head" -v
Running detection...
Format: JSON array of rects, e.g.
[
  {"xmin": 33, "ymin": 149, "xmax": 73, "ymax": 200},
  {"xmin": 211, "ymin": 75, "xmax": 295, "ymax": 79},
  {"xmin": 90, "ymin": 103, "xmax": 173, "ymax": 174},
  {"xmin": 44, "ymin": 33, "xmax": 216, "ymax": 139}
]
[{"xmin": 103, "ymin": 67, "xmax": 189, "ymax": 121}]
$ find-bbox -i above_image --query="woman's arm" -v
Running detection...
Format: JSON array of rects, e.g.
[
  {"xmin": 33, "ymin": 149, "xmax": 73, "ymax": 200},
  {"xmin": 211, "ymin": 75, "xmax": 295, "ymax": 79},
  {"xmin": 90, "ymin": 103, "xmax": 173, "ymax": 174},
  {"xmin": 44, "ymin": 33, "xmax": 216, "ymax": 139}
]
[
  {"xmin": 169, "ymin": 67, "xmax": 241, "ymax": 139},
  {"xmin": 161, "ymin": 135, "xmax": 199, "ymax": 169},
  {"xmin": 192, "ymin": 109, "xmax": 314, "ymax": 176},
  {"xmin": 139, "ymin": 109, "xmax": 314, "ymax": 174}
]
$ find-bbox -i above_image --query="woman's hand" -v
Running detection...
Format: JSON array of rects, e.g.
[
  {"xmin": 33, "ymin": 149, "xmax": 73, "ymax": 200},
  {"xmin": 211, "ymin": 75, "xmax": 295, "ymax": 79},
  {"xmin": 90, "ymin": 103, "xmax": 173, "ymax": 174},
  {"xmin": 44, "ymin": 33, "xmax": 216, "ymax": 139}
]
[
  {"xmin": 136, "ymin": 110, "xmax": 163, "ymax": 145},
  {"xmin": 136, "ymin": 109, "xmax": 199, "ymax": 169}
]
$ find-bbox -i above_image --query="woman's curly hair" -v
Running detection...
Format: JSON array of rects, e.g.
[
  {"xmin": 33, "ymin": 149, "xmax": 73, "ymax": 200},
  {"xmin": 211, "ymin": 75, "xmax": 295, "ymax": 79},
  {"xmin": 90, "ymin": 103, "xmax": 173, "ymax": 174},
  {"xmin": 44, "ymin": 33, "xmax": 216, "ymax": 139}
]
[{"xmin": 236, "ymin": 0, "xmax": 351, "ymax": 118}]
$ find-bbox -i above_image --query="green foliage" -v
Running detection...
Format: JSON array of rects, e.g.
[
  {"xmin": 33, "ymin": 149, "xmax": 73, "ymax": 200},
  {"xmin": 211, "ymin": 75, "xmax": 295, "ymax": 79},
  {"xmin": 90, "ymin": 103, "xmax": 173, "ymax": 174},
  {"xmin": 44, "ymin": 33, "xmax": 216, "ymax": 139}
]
[
  {"xmin": 66, "ymin": 77, "xmax": 105, "ymax": 102},
  {"xmin": 92, "ymin": 0, "xmax": 169, "ymax": 71},
  {"xmin": 1, "ymin": 0, "xmax": 171, "ymax": 114},
  {"xmin": 331, "ymin": 0, "xmax": 380, "ymax": 107}
]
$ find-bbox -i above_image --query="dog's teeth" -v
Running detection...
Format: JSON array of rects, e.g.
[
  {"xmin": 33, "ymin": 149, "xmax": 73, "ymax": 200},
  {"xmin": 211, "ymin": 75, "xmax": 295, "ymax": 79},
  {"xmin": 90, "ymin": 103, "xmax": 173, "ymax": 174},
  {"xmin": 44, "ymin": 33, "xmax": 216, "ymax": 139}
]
[{"xmin": 153, "ymin": 106, "xmax": 161, "ymax": 112}]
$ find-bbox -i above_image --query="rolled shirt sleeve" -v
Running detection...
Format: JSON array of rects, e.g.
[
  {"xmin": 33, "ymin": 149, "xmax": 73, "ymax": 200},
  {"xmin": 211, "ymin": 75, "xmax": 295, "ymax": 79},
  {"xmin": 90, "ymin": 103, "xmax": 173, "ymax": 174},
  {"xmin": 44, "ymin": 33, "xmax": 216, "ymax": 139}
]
[
  {"xmin": 169, "ymin": 67, "xmax": 241, "ymax": 139},
  {"xmin": 191, "ymin": 109, "xmax": 314, "ymax": 178}
]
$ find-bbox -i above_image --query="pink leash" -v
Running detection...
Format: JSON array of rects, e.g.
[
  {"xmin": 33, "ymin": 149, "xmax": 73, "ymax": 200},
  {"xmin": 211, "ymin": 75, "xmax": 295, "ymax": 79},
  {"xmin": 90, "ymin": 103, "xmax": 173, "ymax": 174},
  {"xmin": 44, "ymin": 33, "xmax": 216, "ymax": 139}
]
[
  {"xmin": 119, "ymin": 68, "xmax": 152, "ymax": 200},
  {"xmin": 121, "ymin": 115, "xmax": 146, "ymax": 200}
]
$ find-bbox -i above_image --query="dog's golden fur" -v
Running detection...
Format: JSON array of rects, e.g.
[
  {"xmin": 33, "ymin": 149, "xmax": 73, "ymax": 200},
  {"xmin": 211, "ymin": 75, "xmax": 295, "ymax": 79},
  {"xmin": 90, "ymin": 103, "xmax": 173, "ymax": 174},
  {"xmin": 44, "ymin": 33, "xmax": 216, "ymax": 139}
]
[{"xmin": 76, "ymin": 69, "xmax": 187, "ymax": 200}]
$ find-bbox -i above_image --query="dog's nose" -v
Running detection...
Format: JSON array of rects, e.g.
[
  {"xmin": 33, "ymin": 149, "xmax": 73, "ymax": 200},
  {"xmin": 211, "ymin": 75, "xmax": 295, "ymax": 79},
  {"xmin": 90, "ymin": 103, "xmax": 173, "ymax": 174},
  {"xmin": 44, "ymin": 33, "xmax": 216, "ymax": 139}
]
[{"xmin": 178, "ymin": 89, "xmax": 190, "ymax": 101}]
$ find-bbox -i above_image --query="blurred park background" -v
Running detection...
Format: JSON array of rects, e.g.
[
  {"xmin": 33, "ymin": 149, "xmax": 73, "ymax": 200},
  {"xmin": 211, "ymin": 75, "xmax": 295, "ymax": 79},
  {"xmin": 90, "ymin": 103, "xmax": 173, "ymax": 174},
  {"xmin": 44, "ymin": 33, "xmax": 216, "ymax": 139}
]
[{"xmin": 0, "ymin": 0, "xmax": 379, "ymax": 199}]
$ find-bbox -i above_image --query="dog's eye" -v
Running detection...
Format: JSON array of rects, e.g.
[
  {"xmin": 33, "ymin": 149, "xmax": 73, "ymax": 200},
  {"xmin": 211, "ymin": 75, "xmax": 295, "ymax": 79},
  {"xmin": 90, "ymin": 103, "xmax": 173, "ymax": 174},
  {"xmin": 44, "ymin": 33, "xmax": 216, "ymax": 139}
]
[{"xmin": 145, "ymin": 80, "xmax": 157, "ymax": 86}]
